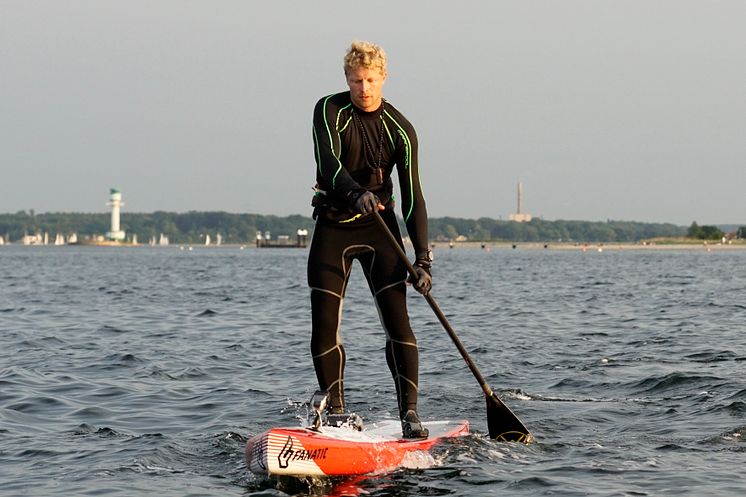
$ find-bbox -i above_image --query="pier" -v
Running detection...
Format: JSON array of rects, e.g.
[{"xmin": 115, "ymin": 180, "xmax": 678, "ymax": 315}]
[{"xmin": 256, "ymin": 229, "xmax": 308, "ymax": 248}]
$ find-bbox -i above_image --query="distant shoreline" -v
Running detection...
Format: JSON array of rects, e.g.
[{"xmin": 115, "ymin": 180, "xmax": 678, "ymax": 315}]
[
  {"xmin": 4, "ymin": 239, "xmax": 744, "ymax": 251},
  {"xmin": 429, "ymin": 241, "xmax": 746, "ymax": 251}
]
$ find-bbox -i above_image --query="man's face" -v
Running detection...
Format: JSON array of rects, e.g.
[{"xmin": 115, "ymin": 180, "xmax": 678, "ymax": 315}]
[{"xmin": 346, "ymin": 67, "xmax": 386, "ymax": 112}]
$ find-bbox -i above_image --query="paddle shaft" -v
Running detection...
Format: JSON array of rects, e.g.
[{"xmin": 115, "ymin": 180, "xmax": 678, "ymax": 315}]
[{"xmin": 372, "ymin": 211, "xmax": 494, "ymax": 397}]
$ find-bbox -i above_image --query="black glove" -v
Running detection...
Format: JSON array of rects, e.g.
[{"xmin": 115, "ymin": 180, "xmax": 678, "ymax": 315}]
[
  {"xmin": 348, "ymin": 190, "xmax": 380, "ymax": 215},
  {"xmin": 407, "ymin": 258, "xmax": 432, "ymax": 295}
]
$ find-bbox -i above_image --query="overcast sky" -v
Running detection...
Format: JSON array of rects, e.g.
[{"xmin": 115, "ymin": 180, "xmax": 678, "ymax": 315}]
[{"xmin": 2, "ymin": 1, "xmax": 744, "ymax": 225}]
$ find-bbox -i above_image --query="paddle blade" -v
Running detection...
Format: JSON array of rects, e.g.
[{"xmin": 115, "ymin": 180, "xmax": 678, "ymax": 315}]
[{"xmin": 486, "ymin": 392, "xmax": 533, "ymax": 443}]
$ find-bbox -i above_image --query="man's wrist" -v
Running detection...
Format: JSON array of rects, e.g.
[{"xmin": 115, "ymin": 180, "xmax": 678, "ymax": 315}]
[{"xmin": 415, "ymin": 248, "xmax": 433, "ymax": 265}]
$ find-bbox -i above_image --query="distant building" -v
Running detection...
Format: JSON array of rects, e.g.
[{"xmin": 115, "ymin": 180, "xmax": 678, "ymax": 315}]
[
  {"xmin": 256, "ymin": 228, "xmax": 308, "ymax": 248},
  {"xmin": 508, "ymin": 182, "xmax": 532, "ymax": 223},
  {"xmin": 105, "ymin": 188, "xmax": 126, "ymax": 241}
]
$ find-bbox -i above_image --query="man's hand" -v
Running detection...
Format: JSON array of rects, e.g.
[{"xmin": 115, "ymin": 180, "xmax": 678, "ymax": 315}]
[
  {"xmin": 350, "ymin": 190, "xmax": 382, "ymax": 214},
  {"xmin": 407, "ymin": 260, "xmax": 432, "ymax": 295}
]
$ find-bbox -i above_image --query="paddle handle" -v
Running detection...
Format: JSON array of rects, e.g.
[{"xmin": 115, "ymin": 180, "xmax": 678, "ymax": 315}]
[{"xmin": 372, "ymin": 211, "xmax": 493, "ymax": 397}]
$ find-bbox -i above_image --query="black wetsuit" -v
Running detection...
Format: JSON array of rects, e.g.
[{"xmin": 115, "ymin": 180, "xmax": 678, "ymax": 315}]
[{"xmin": 309, "ymin": 91, "xmax": 428, "ymax": 418}]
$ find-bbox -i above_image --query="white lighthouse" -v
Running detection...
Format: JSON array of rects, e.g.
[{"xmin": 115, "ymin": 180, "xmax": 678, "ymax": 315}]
[{"xmin": 106, "ymin": 188, "xmax": 126, "ymax": 241}]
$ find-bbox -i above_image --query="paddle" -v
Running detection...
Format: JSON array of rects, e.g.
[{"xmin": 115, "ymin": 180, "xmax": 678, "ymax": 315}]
[{"xmin": 372, "ymin": 210, "xmax": 533, "ymax": 442}]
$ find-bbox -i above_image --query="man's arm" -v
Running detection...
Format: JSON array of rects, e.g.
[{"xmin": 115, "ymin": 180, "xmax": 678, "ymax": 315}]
[
  {"xmin": 312, "ymin": 95, "xmax": 362, "ymax": 198},
  {"xmin": 393, "ymin": 118, "xmax": 428, "ymax": 257}
]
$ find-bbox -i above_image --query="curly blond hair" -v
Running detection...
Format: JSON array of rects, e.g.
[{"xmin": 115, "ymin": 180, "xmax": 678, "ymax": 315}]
[{"xmin": 343, "ymin": 40, "xmax": 387, "ymax": 75}]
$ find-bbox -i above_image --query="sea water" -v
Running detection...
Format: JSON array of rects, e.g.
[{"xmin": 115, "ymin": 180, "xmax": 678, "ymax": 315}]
[{"xmin": 1, "ymin": 245, "xmax": 745, "ymax": 496}]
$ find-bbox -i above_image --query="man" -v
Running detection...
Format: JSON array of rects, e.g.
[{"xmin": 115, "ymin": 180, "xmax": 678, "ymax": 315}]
[{"xmin": 308, "ymin": 40, "xmax": 433, "ymax": 439}]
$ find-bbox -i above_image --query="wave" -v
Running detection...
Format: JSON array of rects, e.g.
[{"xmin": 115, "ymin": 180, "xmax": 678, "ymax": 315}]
[
  {"xmin": 685, "ymin": 350, "xmax": 740, "ymax": 363},
  {"xmin": 628, "ymin": 372, "xmax": 725, "ymax": 394}
]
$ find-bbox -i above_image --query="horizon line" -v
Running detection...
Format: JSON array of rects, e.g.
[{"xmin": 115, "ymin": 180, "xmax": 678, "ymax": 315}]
[{"xmin": 2, "ymin": 210, "xmax": 744, "ymax": 227}]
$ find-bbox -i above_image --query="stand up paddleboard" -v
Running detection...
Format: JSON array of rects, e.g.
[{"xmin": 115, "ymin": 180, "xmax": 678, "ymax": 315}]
[
  {"xmin": 245, "ymin": 418, "xmax": 469, "ymax": 477},
  {"xmin": 245, "ymin": 390, "xmax": 469, "ymax": 477}
]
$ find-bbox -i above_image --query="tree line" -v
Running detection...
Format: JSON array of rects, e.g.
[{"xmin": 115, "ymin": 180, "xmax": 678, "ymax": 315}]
[
  {"xmin": 429, "ymin": 217, "xmax": 688, "ymax": 243},
  {"xmin": 684, "ymin": 222, "xmax": 743, "ymax": 241},
  {"xmin": 0, "ymin": 211, "xmax": 315, "ymax": 245},
  {"xmin": 2, "ymin": 210, "xmax": 728, "ymax": 244}
]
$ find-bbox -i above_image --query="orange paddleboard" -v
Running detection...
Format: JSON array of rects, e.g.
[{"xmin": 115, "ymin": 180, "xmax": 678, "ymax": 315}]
[{"xmin": 245, "ymin": 419, "xmax": 469, "ymax": 477}]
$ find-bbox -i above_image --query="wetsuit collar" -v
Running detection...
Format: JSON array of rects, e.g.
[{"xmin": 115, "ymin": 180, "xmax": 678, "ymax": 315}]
[{"xmin": 351, "ymin": 98, "xmax": 385, "ymax": 119}]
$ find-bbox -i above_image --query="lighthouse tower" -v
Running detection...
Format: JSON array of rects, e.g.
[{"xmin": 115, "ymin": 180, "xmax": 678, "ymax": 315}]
[{"xmin": 106, "ymin": 188, "xmax": 126, "ymax": 241}]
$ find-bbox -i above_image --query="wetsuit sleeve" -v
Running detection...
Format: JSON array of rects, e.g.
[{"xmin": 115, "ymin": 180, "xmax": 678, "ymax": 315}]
[
  {"xmin": 395, "ymin": 125, "xmax": 429, "ymax": 256},
  {"xmin": 312, "ymin": 96, "xmax": 362, "ymax": 198}
]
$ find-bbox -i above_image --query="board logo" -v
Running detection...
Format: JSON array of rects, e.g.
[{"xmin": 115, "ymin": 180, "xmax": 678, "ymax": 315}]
[
  {"xmin": 278, "ymin": 436, "xmax": 330, "ymax": 468},
  {"xmin": 278, "ymin": 436, "xmax": 294, "ymax": 468}
]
